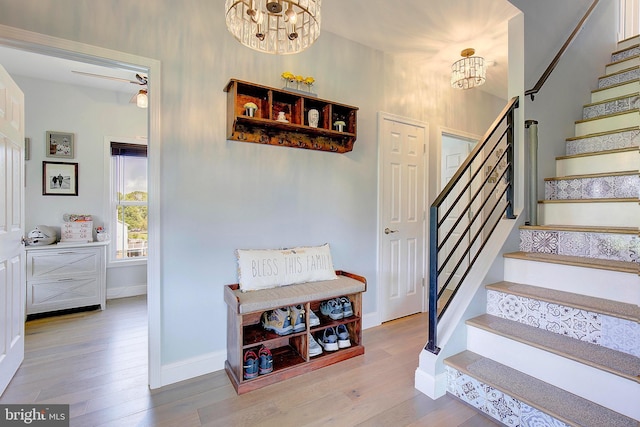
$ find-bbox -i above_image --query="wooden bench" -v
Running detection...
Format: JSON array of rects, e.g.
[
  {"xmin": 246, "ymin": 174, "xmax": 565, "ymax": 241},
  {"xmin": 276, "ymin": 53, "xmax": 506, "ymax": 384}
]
[{"xmin": 224, "ymin": 270, "xmax": 366, "ymax": 394}]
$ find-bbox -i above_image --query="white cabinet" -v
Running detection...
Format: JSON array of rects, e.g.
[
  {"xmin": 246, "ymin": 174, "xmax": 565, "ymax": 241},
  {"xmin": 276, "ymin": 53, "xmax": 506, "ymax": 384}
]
[{"xmin": 25, "ymin": 242, "xmax": 108, "ymax": 315}]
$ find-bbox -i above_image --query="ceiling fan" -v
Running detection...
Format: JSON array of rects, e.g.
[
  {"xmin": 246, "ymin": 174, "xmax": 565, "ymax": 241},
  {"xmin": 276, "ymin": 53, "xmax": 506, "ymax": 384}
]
[{"xmin": 71, "ymin": 70, "xmax": 149, "ymax": 108}]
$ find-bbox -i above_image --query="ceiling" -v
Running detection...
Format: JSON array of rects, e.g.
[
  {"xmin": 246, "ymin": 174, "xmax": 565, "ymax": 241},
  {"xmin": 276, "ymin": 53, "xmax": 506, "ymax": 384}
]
[{"xmin": 0, "ymin": 0, "xmax": 521, "ymax": 99}]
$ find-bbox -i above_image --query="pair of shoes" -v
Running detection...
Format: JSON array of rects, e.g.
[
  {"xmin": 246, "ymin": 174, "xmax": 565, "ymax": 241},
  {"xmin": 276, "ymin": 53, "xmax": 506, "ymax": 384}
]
[
  {"xmin": 308, "ymin": 334, "xmax": 323, "ymax": 357},
  {"xmin": 243, "ymin": 350, "xmax": 259, "ymax": 379},
  {"xmin": 258, "ymin": 346, "xmax": 273, "ymax": 375},
  {"xmin": 261, "ymin": 307, "xmax": 293, "ymax": 335},
  {"xmin": 309, "ymin": 309, "xmax": 321, "ymax": 327},
  {"xmin": 320, "ymin": 296, "xmax": 353, "ymax": 320},
  {"xmin": 336, "ymin": 324, "xmax": 351, "ymax": 348},
  {"xmin": 290, "ymin": 304, "xmax": 306, "ymax": 332},
  {"xmin": 316, "ymin": 327, "xmax": 339, "ymax": 351}
]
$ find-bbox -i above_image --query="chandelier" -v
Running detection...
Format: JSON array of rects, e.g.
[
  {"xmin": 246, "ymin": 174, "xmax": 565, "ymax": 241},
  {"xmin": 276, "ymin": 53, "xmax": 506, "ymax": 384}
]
[
  {"xmin": 451, "ymin": 48, "xmax": 486, "ymax": 90},
  {"xmin": 225, "ymin": 0, "xmax": 321, "ymax": 55}
]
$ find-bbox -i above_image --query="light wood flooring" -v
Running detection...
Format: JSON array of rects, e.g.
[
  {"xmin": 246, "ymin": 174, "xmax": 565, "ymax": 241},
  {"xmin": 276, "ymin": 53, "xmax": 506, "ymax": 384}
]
[{"xmin": 0, "ymin": 296, "xmax": 500, "ymax": 426}]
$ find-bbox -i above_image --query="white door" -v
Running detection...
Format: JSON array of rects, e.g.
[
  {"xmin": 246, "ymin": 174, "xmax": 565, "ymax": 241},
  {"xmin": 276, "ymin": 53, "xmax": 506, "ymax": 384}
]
[
  {"xmin": 379, "ymin": 114, "xmax": 427, "ymax": 322},
  {"xmin": 0, "ymin": 64, "xmax": 25, "ymax": 395}
]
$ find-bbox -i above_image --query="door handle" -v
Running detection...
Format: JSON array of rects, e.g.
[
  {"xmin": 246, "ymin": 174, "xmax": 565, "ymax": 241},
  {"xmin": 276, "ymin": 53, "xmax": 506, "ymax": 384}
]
[{"xmin": 384, "ymin": 227, "xmax": 399, "ymax": 235}]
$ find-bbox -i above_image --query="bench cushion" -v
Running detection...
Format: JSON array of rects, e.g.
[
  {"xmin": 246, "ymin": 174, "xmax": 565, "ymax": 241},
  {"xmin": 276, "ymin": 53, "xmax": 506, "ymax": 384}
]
[{"xmin": 229, "ymin": 275, "xmax": 366, "ymax": 314}]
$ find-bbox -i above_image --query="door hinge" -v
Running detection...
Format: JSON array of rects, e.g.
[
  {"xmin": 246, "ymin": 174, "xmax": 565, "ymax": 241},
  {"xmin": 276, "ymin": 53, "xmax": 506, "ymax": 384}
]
[{"xmin": 422, "ymin": 277, "xmax": 425, "ymax": 287}]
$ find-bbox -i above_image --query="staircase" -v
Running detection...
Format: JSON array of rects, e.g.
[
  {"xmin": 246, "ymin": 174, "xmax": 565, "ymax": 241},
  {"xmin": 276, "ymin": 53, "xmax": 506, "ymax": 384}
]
[{"xmin": 443, "ymin": 36, "xmax": 640, "ymax": 426}]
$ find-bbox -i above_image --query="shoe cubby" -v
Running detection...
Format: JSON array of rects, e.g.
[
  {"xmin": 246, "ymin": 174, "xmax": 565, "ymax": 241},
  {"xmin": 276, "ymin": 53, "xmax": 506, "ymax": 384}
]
[
  {"xmin": 224, "ymin": 271, "xmax": 366, "ymax": 394},
  {"xmin": 224, "ymin": 79, "xmax": 359, "ymax": 153}
]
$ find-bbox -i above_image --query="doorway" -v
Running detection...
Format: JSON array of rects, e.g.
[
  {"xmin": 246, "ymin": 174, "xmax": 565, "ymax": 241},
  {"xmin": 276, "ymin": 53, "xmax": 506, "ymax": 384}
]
[
  {"xmin": 438, "ymin": 130, "xmax": 480, "ymax": 309},
  {"xmin": 377, "ymin": 112, "xmax": 428, "ymax": 323},
  {"xmin": 0, "ymin": 26, "xmax": 161, "ymax": 388}
]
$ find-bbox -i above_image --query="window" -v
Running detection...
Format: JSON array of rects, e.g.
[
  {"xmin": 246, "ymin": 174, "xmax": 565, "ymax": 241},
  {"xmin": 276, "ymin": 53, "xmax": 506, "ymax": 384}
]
[{"xmin": 110, "ymin": 141, "xmax": 148, "ymax": 262}]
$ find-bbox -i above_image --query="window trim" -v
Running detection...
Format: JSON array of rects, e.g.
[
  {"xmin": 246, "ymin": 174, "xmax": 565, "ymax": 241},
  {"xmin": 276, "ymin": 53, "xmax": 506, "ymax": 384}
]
[{"xmin": 104, "ymin": 136, "xmax": 149, "ymax": 267}]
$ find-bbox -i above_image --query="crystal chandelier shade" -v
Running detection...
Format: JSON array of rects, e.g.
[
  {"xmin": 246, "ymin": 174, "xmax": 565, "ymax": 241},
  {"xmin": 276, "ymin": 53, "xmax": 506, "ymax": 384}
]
[
  {"xmin": 451, "ymin": 48, "xmax": 486, "ymax": 90},
  {"xmin": 225, "ymin": 0, "xmax": 321, "ymax": 55}
]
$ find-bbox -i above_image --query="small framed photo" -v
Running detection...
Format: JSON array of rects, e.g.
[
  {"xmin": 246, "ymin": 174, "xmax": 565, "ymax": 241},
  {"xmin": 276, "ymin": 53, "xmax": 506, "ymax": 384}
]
[
  {"xmin": 42, "ymin": 161, "xmax": 78, "ymax": 196},
  {"xmin": 46, "ymin": 131, "xmax": 74, "ymax": 158}
]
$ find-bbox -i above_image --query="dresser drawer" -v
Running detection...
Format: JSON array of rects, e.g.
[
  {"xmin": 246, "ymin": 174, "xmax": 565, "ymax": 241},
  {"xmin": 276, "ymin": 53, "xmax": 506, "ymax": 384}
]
[
  {"xmin": 26, "ymin": 276, "xmax": 100, "ymax": 314},
  {"xmin": 27, "ymin": 247, "xmax": 101, "ymax": 280}
]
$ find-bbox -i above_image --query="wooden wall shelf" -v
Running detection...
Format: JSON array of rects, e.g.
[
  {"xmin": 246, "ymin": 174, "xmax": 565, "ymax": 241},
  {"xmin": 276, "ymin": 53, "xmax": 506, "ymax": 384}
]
[{"xmin": 224, "ymin": 79, "xmax": 358, "ymax": 153}]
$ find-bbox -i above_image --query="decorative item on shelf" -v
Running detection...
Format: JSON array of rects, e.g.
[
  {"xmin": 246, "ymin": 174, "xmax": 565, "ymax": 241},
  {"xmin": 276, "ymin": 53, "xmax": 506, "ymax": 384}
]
[
  {"xmin": 225, "ymin": 0, "xmax": 321, "ymax": 55},
  {"xmin": 281, "ymin": 71, "xmax": 317, "ymax": 97},
  {"xmin": 451, "ymin": 48, "xmax": 486, "ymax": 90},
  {"xmin": 308, "ymin": 108, "xmax": 319, "ymax": 128},
  {"xmin": 60, "ymin": 213, "xmax": 93, "ymax": 243},
  {"xmin": 276, "ymin": 111, "xmax": 289, "ymax": 123},
  {"xmin": 333, "ymin": 120, "xmax": 346, "ymax": 132},
  {"xmin": 244, "ymin": 102, "xmax": 258, "ymax": 117}
]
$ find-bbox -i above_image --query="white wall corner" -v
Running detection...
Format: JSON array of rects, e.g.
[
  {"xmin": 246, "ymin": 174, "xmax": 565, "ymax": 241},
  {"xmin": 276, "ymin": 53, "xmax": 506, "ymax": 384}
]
[{"xmin": 159, "ymin": 350, "xmax": 226, "ymax": 388}]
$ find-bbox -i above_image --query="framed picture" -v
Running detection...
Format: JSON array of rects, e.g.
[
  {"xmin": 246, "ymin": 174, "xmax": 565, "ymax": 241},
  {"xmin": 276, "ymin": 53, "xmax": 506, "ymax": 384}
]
[
  {"xmin": 46, "ymin": 131, "xmax": 74, "ymax": 158},
  {"xmin": 42, "ymin": 161, "xmax": 78, "ymax": 196}
]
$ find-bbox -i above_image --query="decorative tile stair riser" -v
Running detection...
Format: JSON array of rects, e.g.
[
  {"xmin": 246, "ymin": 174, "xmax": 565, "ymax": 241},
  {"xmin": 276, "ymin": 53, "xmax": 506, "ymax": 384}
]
[
  {"xmin": 611, "ymin": 46, "xmax": 640, "ymax": 63},
  {"xmin": 565, "ymin": 128, "xmax": 639, "ymax": 155},
  {"xmin": 583, "ymin": 95, "xmax": 640, "ymax": 119},
  {"xmin": 598, "ymin": 67, "xmax": 640, "ymax": 89},
  {"xmin": 486, "ymin": 289, "xmax": 640, "ymax": 358}
]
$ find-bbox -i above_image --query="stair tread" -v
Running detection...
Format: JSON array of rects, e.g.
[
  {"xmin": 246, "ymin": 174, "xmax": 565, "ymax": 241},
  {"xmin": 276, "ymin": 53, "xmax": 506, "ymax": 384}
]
[
  {"xmin": 520, "ymin": 224, "xmax": 638, "ymax": 234},
  {"xmin": 606, "ymin": 53, "xmax": 640, "ymax": 68},
  {"xmin": 543, "ymin": 170, "xmax": 638, "ymax": 181},
  {"xmin": 503, "ymin": 251, "xmax": 638, "ymax": 274},
  {"xmin": 583, "ymin": 92, "xmax": 640, "ymax": 108},
  {"xmin": 598, "ymin": 64, "xmax": 640, "ymax": 80},
  {"xmin": 467, "ymin": 314, "xmax": 640, "ymax": 382},
  {"xmin": 445, "ymin": 350, "xmax": 638, "ymax": 427},
  {"xmin": 486, "ymin": 281, "xmax": 640, "ymax": 321},
  {"xmin": 557, "ymin": 146, "xmax": 638, "ymax": 160}
]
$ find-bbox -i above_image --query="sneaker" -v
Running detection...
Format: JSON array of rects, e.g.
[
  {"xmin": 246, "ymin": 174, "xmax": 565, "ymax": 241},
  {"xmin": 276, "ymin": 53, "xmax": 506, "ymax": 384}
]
[
  {"xmin": 308, "ymin": 334, "xmax": 323, "ymax": 357},
  {"xmin": 318, "ymin": 327, "xmax": 339, "ymax": 351},
  {"xmin": 290, "ymin": 304, "xmax": 306, "ymax": 332},
  {"xmin": 336, "ymin": 324, "xmax": 351, "ymax": 348},
  {"xmin": 261, "ymin": 307, "xmax": 293, "ymax": 335},
  {"xmin": 309, "ymin": 309, "xmax": 321, "ymax": 327},
  {"xmin": 320, "ymin": 299, "xmax": 343, "ymax": 320},
  {"xmin": 243, "ymin": 350, "xmax": 259, "ymax": 379},
  {"xmin": 258, "ymin": 346, "xmax": 273, "ymax": 375},
  {"xmin": 339, "ymin": 296, "xmax": 354, "ymax": 318}
]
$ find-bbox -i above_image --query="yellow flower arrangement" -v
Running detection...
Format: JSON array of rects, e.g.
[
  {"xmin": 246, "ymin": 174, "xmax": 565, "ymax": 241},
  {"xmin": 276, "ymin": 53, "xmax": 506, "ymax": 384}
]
[
  {"xmin": 243, "ymin": 102, "xmax": 258, "ymax": 109},
  {"xmin": 281, "ymin": 71, "xmax": 295, "ymax": 81},
  {"xmin": 303, "ymin": 76, "xmax": 315, "ymax": 86}
]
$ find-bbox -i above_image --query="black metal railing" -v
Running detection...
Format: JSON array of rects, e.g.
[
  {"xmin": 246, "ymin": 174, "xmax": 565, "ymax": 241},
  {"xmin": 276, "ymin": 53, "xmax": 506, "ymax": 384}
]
[{"xmin": 425, "ymin": 97, "xmax": 519, "ymax": 354}]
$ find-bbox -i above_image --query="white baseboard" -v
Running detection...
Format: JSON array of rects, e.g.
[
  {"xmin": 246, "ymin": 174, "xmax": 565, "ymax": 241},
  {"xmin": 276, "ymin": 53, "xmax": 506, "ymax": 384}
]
[
  {"xmin": 160, "ymin": 350, "xmax": 226, "ymax": 388},
  {"xmin": 362, "ymin": 311, "xmax": 381, "ymax": 330},
  {"xmin": 107, "ymin": 284, "xmax": 147, "ymax": 300}
]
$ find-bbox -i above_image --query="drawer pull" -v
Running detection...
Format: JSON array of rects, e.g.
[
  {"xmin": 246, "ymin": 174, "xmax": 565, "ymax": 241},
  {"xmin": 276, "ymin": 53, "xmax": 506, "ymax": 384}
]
[{"xmin": 57, "ymin": 278, "xmax": 74, "ymax": 282}]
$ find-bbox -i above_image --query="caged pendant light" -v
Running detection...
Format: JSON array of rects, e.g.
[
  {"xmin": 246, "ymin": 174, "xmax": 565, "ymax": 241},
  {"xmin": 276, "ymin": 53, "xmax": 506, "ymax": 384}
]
[
  {"xmin": 451, "ymin": 48, "xmax": 486, "ymax": 90},
  {"xmin": 225, "ymin": 0, "xmax": 321, "ymax": 55}
]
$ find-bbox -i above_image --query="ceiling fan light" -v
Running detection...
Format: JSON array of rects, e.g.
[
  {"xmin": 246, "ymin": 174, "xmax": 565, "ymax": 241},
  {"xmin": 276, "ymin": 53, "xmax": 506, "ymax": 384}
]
[{"xmin": 137, "ymin": 90, "xmax": 148, "ymax": 108}]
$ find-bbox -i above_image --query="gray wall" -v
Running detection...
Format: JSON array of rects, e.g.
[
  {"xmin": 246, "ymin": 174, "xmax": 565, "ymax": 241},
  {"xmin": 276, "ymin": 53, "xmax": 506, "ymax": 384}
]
[{"xmin": 0, "ymin": 0, "xmax": 506, "ymax": 372}]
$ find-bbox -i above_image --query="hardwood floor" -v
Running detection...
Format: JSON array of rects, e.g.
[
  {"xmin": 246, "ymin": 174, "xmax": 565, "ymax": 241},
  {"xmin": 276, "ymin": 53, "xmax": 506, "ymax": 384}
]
[{"xmin": 0, "ymin": 296, "xmax": 500, "ymax": 426}]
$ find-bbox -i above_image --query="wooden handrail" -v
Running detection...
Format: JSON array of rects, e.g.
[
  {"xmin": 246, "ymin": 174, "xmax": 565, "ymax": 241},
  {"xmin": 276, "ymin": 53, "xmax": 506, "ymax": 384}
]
[{"xmin": 525, "ymin": 0, "xmax": 600, "ymax": 101}]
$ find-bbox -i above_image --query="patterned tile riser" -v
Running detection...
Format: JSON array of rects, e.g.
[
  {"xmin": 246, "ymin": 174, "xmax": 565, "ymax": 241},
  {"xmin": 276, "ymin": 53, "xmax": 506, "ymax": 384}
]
[
  {"xmin": 446, "ymin": 367, "xmax": 571, "ymax": 427},
  {"xmin": 520, "ymin": 229, "xmax": 639, "ymax": 263},
  {"xmin": 611, "ymin": 46, "xmax": 640, "ymax": 62},
  {"xmin": 544, "ymin": 175, "xmax": 639, "ymax": 200},
  {"xmin": 487, "ymin": 290, "xmax": 640, "ymax": 358},
  {"xmin": 565, "ymin": 129, "xmax": 639, "ymax": 155},
  {"xmin": 598, "ymin": 68, "xmax": 640, "ymax": 89},
  {"xmin": 582, "ymin": 95, "xmax": 640, "ymax": 119}
]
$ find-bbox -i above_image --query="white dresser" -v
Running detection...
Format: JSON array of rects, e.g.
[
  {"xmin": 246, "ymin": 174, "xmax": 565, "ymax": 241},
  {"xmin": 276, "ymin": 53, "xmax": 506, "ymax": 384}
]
[{"xmin": 25, "ymin": 241, "xmax": 108, "ymax": 315}]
